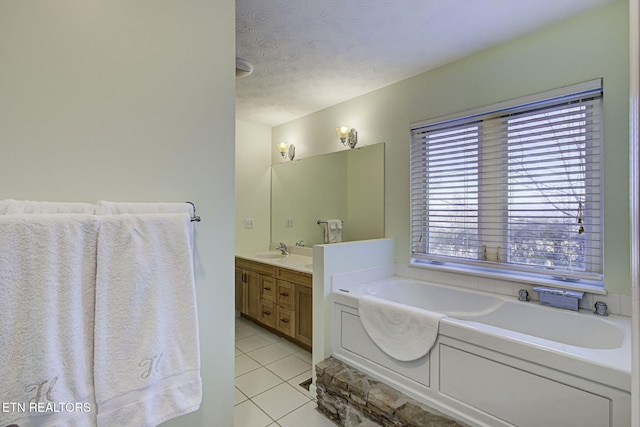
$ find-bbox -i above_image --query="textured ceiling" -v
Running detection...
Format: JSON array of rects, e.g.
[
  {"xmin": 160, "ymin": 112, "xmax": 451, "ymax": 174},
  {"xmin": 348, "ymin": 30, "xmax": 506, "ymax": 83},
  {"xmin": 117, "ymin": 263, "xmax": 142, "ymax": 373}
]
[{"xmin": 236, "ymin": 0, "xmax": 615, "ymax": 127}]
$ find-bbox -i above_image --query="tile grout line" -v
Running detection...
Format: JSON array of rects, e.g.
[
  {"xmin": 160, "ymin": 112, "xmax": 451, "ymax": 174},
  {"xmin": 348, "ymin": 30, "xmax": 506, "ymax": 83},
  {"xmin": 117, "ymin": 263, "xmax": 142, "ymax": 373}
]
[
  {"xmin": 251, "ymin": 384, "xmax": 311, "ymax": 423},
  {"xmin": 235, "ymin": 317, "xmax": 317, "ymax": 426}
]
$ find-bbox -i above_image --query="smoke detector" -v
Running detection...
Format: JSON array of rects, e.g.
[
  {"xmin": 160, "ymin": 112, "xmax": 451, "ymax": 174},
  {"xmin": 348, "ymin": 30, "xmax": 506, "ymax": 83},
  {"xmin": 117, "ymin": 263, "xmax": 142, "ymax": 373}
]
[{"xmin": 236, "ymin": 57, "xmax": 253, "ymax": 78}]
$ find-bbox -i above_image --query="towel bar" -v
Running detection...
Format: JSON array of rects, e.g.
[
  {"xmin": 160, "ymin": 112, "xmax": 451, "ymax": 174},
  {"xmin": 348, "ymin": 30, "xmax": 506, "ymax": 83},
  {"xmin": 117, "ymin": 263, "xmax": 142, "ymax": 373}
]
[
  {"xmin": 185, "ymin": 201, "xmax": 201, "ymax": 222},
  {"xmin": 317, "ymin": 219, "xmax": 343, "ymax": 225}
]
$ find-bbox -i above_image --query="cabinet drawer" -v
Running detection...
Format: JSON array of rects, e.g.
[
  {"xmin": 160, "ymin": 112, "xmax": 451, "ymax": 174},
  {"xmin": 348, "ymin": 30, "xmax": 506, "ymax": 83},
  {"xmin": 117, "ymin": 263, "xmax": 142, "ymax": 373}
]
[
  {"xmin": 261, "ymin": 276, "xmax": 276, "ymax": 302},
  {"xmin": 277, "ymin": 280, "xmax": 294, "ymax": 308},
  {"xmin": 276, "ymin": 306, "xmax": 295, "ymax": 336},
  {"xmin": 277, "ymin": 267, "xmax": 312, "ymax": 287},
  {"xmin": 259, "ymin": 300, "xmax": 276, "ymax": 328}
]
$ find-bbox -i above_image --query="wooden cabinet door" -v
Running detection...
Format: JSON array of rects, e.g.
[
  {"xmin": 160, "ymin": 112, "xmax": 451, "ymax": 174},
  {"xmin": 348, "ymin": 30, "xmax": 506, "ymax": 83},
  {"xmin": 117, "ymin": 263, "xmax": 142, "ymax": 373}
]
[
  {"xmin": 246, "ymin": 270, "xmax": 260, "ymax": 319},
  {"xmin": 295, "ymin": 284, "xmax": 312, "ymax": 346},
  {"xmin": 235, "ymin": 267, "xmax": 246, "ymax": 313}
]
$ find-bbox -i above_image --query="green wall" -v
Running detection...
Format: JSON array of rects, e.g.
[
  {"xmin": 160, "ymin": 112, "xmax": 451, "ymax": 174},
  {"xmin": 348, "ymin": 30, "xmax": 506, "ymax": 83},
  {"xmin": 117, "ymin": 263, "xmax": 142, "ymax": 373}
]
[{"xmin": 0, "ymin": 2, "xmax": 236, "ymax": 425}]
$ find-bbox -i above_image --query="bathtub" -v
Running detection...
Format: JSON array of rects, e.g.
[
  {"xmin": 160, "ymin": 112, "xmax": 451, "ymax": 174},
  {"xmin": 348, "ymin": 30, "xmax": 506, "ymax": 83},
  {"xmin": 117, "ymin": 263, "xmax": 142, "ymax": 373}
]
[{"xmin": 331, "ymin": 277, "xmax": 631, "ymax": 427}]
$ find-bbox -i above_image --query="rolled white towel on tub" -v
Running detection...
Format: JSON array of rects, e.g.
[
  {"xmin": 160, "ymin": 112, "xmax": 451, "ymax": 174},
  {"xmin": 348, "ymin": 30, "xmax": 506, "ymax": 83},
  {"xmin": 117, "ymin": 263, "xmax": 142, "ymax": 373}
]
[{"xmin": 358, "ymin": 295, "xmax": 445, "ymax": 362}]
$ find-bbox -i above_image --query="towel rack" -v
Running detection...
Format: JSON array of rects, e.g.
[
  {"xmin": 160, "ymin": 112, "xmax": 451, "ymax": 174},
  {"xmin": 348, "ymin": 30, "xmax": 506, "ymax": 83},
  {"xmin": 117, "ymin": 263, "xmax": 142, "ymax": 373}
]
[
  {"xmin": 317, "ymin": 219, "xmax": 343, "ymax": 225},
  {"xmin": 185, "ymin": 201, "xmax": 201, "ymax": 222}
]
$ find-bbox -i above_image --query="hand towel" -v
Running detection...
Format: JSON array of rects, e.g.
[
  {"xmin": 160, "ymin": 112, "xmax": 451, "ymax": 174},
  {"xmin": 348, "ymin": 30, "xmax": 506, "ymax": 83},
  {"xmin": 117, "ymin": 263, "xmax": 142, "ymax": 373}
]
[
  {"xmin": 95, "ymin": 201, "xmax": 193, "ymax": 216},
  {"xmin": 94, "ymin": 213, "xmax": 201, "ymax": 427},
  {"xmin": 0, "ymin": 199, "xmax": 96, "ymax": 214},
  {"xmin": 0, "ymin": 214, "xmax": 99, "ymax": 427},
  {"xmin": 324, "ymin": 219, "xmax": 343, "ymax": 243},
  {"xmin": 358, "ymin": 295, "xmax": 445, "ymax": 362}
]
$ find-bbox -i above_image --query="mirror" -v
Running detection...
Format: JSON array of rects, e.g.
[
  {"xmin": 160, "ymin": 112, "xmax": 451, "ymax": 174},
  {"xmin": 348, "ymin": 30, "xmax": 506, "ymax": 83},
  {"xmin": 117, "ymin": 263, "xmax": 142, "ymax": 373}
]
[{"xmin": 271, "ymin": 143, "xmax": 385, "ymax": 247}]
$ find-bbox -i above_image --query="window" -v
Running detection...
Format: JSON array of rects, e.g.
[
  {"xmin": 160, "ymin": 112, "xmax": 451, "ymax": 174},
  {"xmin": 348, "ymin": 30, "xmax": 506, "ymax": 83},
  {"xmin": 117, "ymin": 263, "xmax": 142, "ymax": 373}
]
[{"xmin": 410, "ymin": 80, "xmax": 603, "ymax": 287}]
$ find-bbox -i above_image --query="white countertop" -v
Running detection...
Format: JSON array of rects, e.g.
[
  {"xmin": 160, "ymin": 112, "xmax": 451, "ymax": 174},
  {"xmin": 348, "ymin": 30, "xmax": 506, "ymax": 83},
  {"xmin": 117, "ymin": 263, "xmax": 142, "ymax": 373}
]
[{"xmin": 235, "ymin": 250, "xmax": 313, "ymax": 274}]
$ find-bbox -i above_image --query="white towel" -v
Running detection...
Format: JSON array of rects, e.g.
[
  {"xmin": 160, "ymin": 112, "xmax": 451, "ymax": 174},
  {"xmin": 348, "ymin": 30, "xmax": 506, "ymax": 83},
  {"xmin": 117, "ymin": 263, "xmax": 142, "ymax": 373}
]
[
  {"xmin": 94, "ymin": 213, "xmax": 201, "ymax": 427},
  {"xmin": 358, "ymin": 295, "xmax": 445, "ymax": 362},
  {"xmin": 0, "ymin": 199, "xmax": 96, "ymax": 214},
  {"xmin": 95, "ymin": 201, "xmax": 193, "ymax": 216},
  {"xmin": 0, "ymin": 215, "xmax": 98, "ymax": 427},
  {"xmin": 324, "ymin": 219, "xmax": 343, "ymax": 243}
]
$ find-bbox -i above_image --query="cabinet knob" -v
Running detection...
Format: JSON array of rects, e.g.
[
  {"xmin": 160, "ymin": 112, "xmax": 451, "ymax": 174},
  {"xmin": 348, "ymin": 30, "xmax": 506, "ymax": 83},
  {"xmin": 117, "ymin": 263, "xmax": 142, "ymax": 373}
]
[
  {"xmin": 280, "ymin": 318, "xmax": 289, "ymax": 323},
  {"xmin": 263, "ymin": 311, "xmax": 271, "ymax": 316},
  {"xmin": 280, "ymin": 292, "xmax": 289, "ymax": 297},
  {"xmin": 264, "ymin": 287, "xmax": 272, "ymax": 291}
]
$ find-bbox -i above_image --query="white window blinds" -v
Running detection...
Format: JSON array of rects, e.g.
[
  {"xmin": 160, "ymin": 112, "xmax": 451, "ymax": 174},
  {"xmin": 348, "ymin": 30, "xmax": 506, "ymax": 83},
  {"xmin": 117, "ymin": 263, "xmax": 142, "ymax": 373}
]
[{"xmin": 410, "ymin": 80, "xmax": 603, "ymax": 285}]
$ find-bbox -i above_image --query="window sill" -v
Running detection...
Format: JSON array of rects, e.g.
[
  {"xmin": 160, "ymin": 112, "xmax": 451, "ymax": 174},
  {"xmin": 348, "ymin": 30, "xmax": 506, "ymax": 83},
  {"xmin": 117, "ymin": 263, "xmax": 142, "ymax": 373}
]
[{"xmin": 409, "ymin": 258, "xmax": 606, "ymax": 295}]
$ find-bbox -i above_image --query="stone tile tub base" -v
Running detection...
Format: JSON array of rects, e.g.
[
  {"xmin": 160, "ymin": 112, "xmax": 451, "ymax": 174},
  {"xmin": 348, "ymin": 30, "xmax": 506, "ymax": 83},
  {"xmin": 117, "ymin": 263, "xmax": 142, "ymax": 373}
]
[{"xmin": 315, "ymin": 357, "xmax": 465, "ymax": 427}]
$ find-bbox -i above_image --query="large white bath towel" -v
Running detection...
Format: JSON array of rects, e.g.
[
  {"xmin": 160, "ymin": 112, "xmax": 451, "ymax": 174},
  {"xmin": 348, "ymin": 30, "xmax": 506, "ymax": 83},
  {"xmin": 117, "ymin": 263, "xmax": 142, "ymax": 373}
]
[
  {"xmin": 0, "ymin": 214, "xmax": 99, "ymax": 427},
  {"xmin": 94, "ymin": 213, "xmax": 201, "ymax": 427},
  {"xmin": 0, "ymin": 199, "xmax": 96, "ymax": 214},
  {"xmin": 358, "ymin": 295, "xmax": 445, "ymax": 362},
  {"xmin": 95, "ymin": 201, "xmax": 194, "ymax": 216}
]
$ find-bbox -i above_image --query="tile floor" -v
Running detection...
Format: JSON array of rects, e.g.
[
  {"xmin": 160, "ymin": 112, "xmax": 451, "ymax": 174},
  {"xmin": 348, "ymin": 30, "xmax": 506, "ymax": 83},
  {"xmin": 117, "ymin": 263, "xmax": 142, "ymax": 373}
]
[{"xmin": 234, "ymin": 316, "xmax": 337, "ymax": 427}]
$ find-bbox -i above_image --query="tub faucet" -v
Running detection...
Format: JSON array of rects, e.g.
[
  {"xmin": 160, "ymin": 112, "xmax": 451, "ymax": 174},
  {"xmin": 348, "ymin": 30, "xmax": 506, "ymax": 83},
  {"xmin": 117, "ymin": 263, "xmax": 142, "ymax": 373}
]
[
  {"xmin": 276, "ymin": 242, "xmax": 289, "ymax": 255},
  {"xmin": 593, "ymin": 301, "xmax": 609, "ymax": 316},
  {"xmin": 518, "ymin": 289, "xmax": 530, "ymax": 302}
]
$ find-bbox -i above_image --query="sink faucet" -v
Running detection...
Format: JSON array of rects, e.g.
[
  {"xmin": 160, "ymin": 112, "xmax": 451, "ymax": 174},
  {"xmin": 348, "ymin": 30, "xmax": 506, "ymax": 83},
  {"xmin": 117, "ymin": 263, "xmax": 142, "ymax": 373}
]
[{"xmin": 276, "ymin": 242, "xmax": 289, "ymax": 255}]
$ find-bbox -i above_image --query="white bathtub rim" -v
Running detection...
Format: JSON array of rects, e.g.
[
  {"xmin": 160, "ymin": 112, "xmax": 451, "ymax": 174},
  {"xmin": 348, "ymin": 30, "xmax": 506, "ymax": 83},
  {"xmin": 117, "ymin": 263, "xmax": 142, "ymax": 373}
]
[
  {"xmin": 442, "ymin": 317, "xmax": 631, "ymax": 377},
  {"xmin": 451, "ymin": 299, "xmax": 626, "ymax": 349},
  {"xmin": 334, "ymin": 276, "xmax": 505, "ymax": 317}
]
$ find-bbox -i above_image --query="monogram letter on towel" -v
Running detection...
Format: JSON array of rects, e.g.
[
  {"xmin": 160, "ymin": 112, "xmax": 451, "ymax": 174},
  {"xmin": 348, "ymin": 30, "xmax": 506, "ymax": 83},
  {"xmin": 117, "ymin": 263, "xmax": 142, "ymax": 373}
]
[
  {"xmin": 139, "ymin": 353, "xmax": 164, "ymax": 380},
  {"xmin": 25, "ymin": 376, "xmax": 58, "ymax": 405}
]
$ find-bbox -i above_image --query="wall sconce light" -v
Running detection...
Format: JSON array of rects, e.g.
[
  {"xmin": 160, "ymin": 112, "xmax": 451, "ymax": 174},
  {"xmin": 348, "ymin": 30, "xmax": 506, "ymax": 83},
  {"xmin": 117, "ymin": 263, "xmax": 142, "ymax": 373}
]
[
  {"xmin": 336, "ymin": 126, "xmax": 358, "ymax": 149},
  {"xmin": 277, "ymin": 142, "xmax": 295, "ymax": 161}
]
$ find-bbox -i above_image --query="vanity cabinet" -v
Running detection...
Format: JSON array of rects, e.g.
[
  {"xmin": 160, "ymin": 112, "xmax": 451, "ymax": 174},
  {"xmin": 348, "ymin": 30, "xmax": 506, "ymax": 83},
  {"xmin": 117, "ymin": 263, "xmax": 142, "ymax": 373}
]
[{"xmin": 235, "ymin": 257, "xmax": 312, "ymax": 350}]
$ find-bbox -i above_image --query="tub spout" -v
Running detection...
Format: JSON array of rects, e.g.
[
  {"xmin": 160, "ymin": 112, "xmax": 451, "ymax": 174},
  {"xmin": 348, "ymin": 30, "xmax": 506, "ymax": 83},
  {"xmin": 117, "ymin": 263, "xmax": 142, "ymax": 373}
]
[
  {"xmin": 533, "ymin": 287, "xmax": 584, "ymax": 311},
  {"xmin": 593, "ymin": 301, "xmax": 609, "ymax": 316},
  {"xmin": 518, "ymin": 289, "xmax": 529, "ymax": 302}
]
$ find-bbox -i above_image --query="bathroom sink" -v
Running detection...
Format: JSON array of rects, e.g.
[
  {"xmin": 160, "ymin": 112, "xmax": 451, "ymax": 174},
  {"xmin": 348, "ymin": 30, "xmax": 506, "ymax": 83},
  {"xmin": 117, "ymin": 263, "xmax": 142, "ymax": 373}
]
[{"xmin": 254, "ymin": 253, "xmax": 287, "ymax": 259}]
